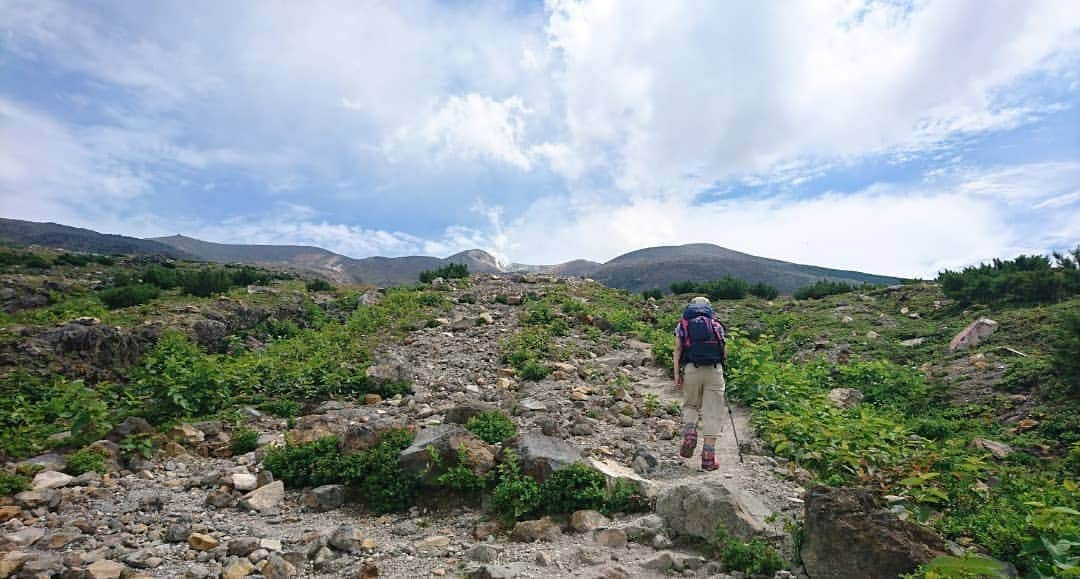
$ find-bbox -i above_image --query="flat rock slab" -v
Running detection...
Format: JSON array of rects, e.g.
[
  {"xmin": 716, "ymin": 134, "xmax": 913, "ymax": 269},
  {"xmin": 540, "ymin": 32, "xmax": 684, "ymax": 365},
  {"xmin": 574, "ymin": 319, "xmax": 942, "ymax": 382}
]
[{"xmin": 655, "ymin": 479, "xmax": 769, "ymax": 541}]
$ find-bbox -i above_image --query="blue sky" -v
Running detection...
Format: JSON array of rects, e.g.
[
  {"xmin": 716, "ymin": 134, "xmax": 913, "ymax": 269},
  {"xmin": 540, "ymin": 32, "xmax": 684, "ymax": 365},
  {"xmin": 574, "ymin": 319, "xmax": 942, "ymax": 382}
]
[{"xmin": 1, "ymin": 0, "xmax": 1078, "ymax": 277}]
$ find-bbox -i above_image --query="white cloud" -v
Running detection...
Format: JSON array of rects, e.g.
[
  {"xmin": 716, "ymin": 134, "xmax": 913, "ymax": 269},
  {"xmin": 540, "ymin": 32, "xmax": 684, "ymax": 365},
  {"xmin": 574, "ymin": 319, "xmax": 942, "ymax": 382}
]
[{"xmin": 384, "ymin": 94, "xmax": 536, "ymax": 170}]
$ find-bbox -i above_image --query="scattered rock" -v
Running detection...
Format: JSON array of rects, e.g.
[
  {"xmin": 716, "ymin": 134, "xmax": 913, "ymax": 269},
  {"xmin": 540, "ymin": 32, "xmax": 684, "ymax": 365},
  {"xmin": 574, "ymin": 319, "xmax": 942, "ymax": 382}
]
[
  {"xmin": 262, "ymin": 554, "xmax": 296, "ymax": 579},
  {"xmin": 801, "ymin": 486, "xmax": 948, "ymax": 579},
  {"xmin": 86, "ymin": 559, "xmax": 126, "ymax": 579},
  {"xmin": 570, "ymin": 510, "xmax": 610, "ymax": 533},
  {"xmin": 827, "ymin": 388, "xmax": 864, "ymax": 409},
  {"xmin": 15, "ymin": 489, "xmax": 61, "ymax": 510},
  {"xmin": 301, "ymin": 484, "xmax": 346, "ymax": 512},
  {"xmin": 228, "ymin": 537, "xmax": 261, "ymax": 557},
  {"xmin": 640, "ymin": 551, "xmax": 676, "ymax": 571},
  {"xmin": 594, "ymin": 528, "xmax": 627, "ymax": 548},
  {"xmin": 513, "ymin": 433, "xmax": 584, "ymax": 483},
  {"xmin": 31, "ymin": 470, "xmax": 75, "ymax": 490},
  {"xmin": 329, "ymin": 526, "xmax": 369, "ymax": 553},
  {"xmin": 466, "ymin": 544, "xmax": 500, "ymax": 563},
  {"xmin": 511, "ymin": 517, "xmax": 562, "ymax": 542},
  {"xmin": 415, "ymin": 535, "xmax": 451, "ymax": 553},
  {"xmin": 222, "ymin": 557, "xmax": 256, "ymax": 579},
  {"xmin": 656, "ymin": 480, "xmax": 767, "ymax": 541},
  {"xmin": 238, "ymin": 480, "xmax": 285, "ymax": 513},
  {"xmin": 900, "ymin": 337, "xmax": 926, "ymax": 347},
  {"xmin": 399, "ymin": 424, "xmax": 495, "ymax": 483},
  {"xmin": 624, "ymin": 514, "xmax": 664, "ymax": 542},
  {"xmin": 971, "ymin": 438, "xmax": 1014, "ymax": 459},
  {"xmin": 170, "ymin": 423, "xmax": 206, "ymax": 445},
  {"xmin": 188, "ymin": 532, "xmax": 220, "ymax": 551},
  {"xmin": 0, "ymin": 551, "xmax": 31, "ymax": 578},
  {"xmin": 230, "ymin": 472, "xmax": 258, "ymax": 491},
  {"xmin": 949, "ymin": 317, "xmax": 999, "ymax": 351}
]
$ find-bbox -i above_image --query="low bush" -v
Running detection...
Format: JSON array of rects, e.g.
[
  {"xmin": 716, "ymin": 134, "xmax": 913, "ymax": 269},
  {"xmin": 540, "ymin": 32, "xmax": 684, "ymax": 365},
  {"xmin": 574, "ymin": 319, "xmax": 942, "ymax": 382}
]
[
  {"xmin": 419, "ymin": 263, "xmax": 469, "ymax": 283},
  {"xmin": 538, "ymin": 463, "xmax": 608, "ymax": 514},
  {"xmin": 466, "ymin": 411, "xmax": 517, "ymax": 444},
  {"xmin": 99, "ymin": 284, "xmax": 160, "ymax": 309},
  {"xmin": 66, "ymin": 448, "xmax": 109, "ymax": 475},
  {"xmin": 938, "ymin": 249, "xmax": 1080, "ymax": 306},
  {"xmin": 263, "ymin": 436, "xmax": 357, "ymax": 488},
  {"xmin": 642, "ymin": 288, "xmax": 663, "ymax": 300},
  {"xmin": 305, "ymin": 278, "xmax": 334, "ymax": 292},
  {"xmin": 133, "ymin": 331, "xmax": 230, "ymax": 421},
  {"xmin": 347, "ymin": 429, "xmax": 417, "ymax": 514},
  {"xmin": 259, "ymin": 399, "xmax": 301, "ymax": 419},
  {"xmin": 518, "ymin": 361, "xmax": 550, "ymax": 381},
  {"xmin": 711, "ymin": 529, "xmax": 786, "ymax": 576},
  {"xmin": 492, "ymin": 449, "xmax": 542, "ymax": 524},
  {"xmin": 0, "ymin": 471, "xmax": 29, "ymax": 496},
  {"xmin": 749, "ymin": 282, "xmax": 780, "ymax": 300},
  {"xmin": 434, "ymin": 446, "xmax": 488, "ymax": 496},
  {"xmin": 793, "ymin": 279, "xmax": 859, "ymax": 300},
  {"xmin": 231, "ymin": 427, "xmax": 259, "ymax": 455},
  {"xmin": 670, "ymin": 276, "xmax": 749, "ymax": 300}
]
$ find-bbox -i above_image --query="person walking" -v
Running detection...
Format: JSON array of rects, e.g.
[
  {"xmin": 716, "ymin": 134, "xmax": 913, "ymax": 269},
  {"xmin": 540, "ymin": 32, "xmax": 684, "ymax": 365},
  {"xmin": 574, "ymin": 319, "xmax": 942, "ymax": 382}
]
[{"xmin": 674, "ymin": 296, "xmax": 727, "ymax": 471}]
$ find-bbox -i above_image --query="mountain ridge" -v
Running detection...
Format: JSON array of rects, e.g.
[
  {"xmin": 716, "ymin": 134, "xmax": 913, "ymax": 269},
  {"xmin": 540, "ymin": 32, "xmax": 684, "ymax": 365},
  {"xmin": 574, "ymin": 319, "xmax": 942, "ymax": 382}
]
[{"xmin": 1, "ymin": 217, "xmax": 902, "ymax": 292}]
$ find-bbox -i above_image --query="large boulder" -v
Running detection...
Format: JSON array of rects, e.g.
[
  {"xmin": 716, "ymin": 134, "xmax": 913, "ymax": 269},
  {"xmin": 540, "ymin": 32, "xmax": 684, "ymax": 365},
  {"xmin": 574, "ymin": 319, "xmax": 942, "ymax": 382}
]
[
  {"xmin": 288, "ymin": 414, "xmax": 349, "ymax": 445},
  {"xmin": 949, "ymin": 317, "xmax": 999, "ymax": 351},
  {"xmin": 827, "ymin": 388, "xmax": 864, "ymax": 409},
  {"xmin": 512, "ymin": 432, "xmax": 584, "ymax": 483},
  {"xmin": 801, "ymin": 486, "xmax": 948, "ymax": 579},
  {"xmin": 399, "ymin": 424, "xmax": 495, "ymax": 484},
  {"xmin": 655, "ymin": 480, "xmax": 768, "ymax": 541},
  {"xmin": 339, "ymin": 419, "xmax": 415, "ymax": 455},
  {"xmin": 238, "ymin": 481, "xmax": 285, "ymax": 514}
]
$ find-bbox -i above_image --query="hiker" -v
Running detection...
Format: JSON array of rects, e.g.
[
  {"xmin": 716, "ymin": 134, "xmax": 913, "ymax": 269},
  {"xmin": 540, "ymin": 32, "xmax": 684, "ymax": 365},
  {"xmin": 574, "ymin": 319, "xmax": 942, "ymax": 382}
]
[{"xmin": 674, "ymin": 296, "xmax": 727, "ymax": 471}]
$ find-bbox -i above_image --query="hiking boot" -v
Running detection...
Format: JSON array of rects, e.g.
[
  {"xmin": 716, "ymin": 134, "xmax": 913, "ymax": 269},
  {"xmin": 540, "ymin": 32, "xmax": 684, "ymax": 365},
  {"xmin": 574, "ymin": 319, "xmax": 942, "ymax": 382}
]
[
  {"xmin": 679, "ymin": 427, "xmax": 698, "ymax": 459},
  {"xmin": 701, "ymin": 447, "xmax": 718, "ymax": 471}
]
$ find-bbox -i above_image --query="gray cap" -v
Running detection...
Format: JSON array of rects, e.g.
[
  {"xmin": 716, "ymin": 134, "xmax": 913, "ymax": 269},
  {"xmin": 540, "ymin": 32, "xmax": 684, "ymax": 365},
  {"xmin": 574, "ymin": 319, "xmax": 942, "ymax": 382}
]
[{"xmin": 690, "ymin": 296, "xmax": 711, "ymax": 306}]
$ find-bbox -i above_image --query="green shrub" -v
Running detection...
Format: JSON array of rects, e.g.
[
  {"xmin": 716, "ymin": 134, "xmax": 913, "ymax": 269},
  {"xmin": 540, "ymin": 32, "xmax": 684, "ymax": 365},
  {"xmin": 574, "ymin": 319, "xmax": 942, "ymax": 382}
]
[
  {"xmin": 98, "ymin": 284, "xmax": 160, "ymax": 309},
  {"xmin": 938, "ymin": 249, "xmax": 1079, "ymax": 306},
  {"xmin": 119, "ymin": 433, "xmax": 155, "ymax": 460},
  {"xmin": 263, "ymin": 436, "xmax": 357, "ymax": 488},
  {"xmin": 348, "ymin": 429, "xmax": 418, "ymax": 513},
  {"xmin": 712, "ymin": 529, "xmax": 785, "ymax": 575},
  {"xmin": 670, "ymin": 276, "xmax": 749, "ymax": 300},
  {"xmin": 492, "ymin": 449, "xmax": 542, "ymax": 524},
  {"xmin": 141, "ymin": 265, "xmax": 179, "ymax": 289},
  {"xmin": 518, "ymin": 361, "xmax": 550, "ymax": 381},
  {"xmin": 466, "ymin": 411, "xmax": 517, "ymax": 444},
  {"xmin": 231, "ymin": 427, "xmax": 260, "ymax": 455},
  {"xmin": 749, "ymin": 282, "xmax": 780, "ymax": 300},
  {"xmin": 133, "ymin": 331, "xmax": 230, "ymax": 421},
  {"xmin": 179, "ymin": 267, "xmax": 234, "ymax": 297},
  {"xmin": 66, "ymin": 448, "xmax": 109, "ymax": 475},
  {"xmin": 419, "ymin": 263, "xmax": 469, "ymax": 283},
  {"xmin": 793, "ymin": 279, "xmax": 859, "ymax": 300},
  {"xmin": 0, "ymin": 376, "xmax": 113, "ymax": 459},
  {"xmin": 602, "ymin": 480, "xmax": 650, "ymax": 515},
  {"xmin": 259, "ymin": 399, "xmax": 301, "ymax": 419},
  {"xmin": 305, "ymin": 278, "xmax": 334, "ymax": 292},
  {"xmin": 435, "ymin": 446, "xmax": 488, "ymax": 496},
  {"xmin": 1053, "ymin": 310, "xmax": 1080, "ymax": 397},
  {"xmin": 0, "ymin": 471, "xmax": 30, "ymax": 496},
  {"xmin": 642, "ymin": 288, "xmax": 663, "ymax": 300},
  {"xmin": 538, "ymin": 463, "xmax": 607, "ymax": 514}
]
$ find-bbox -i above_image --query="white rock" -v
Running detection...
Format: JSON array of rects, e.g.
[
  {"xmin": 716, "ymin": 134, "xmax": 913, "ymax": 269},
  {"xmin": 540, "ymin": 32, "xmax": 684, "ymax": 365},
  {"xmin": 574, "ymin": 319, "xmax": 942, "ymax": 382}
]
[{"xmin": 32, "ymin": 470, "xmax": 75, "ymax": 490}]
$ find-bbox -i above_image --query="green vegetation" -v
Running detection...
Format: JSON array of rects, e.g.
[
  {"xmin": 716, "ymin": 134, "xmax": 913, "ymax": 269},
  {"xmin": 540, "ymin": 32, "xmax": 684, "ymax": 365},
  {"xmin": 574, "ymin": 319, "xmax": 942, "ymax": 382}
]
[
  {"xmin": 99, "ymin": 283, "xmax": 161, "ymax": 309},
  {"xmin": 65, "ymin": 447, "xmax": 109, "ymax": 475},
  {"xmin": 0, "ymin": 471, "xmax": 30, "ymax": 496},
  {"xmin": 711, "ymin": 529, "xmax": 786, "ymax": 575},
  {"xmin": 419, "ymin": 262, "xmax": 469, "ymax": 283},
  {"xmin": 263, "ymin": 431, "xmax": 418, "ymax": 514},
  {"xmin": 466, "ymin": 411, "xmax": 517, "ymax": 444},
  {"xmin": 938, "ymin": 249, "xmax": 1080, "ymax": 306},
  {"xmin": 749, "ymin": 282, "xmax": 780, "ymax": 300},
  {"xmin": 134, "ymin": 331, "xmax": 231, "ymax": 421},
  {"xmin": 671, "ymin": 276, "xmax": 750, "ymax": 300},
  {"xmin": 491, "ymin": 449, "xmax": 542, "ymax": 524},
  {"xmin": 305, "ymin": 278, "xmax": 334, "ymax": 292},
  {"xmin": 230, "ymin": 427, "xmax": 259, "ymax": 455},
  {"xmin": 642, "ymin": 288, "xmax": 663, "ymax": 300},
  {"xmin": 0, "ymin": 375, "xmax": 114, "ymax": 459},
  {"xmin": 434, "ymin": 446, "xmax": 488, "ymax": 496},
  {"xmin": 793, "ymin": 279, "xmax": 862, "ymax": 300}
]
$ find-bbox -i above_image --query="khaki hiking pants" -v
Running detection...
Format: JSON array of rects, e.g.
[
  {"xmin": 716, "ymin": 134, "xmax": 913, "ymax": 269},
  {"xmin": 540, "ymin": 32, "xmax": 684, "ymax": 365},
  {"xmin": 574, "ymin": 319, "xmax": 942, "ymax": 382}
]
[{"xmin": 682, "ymin": 363, "xmax": 726, "ymax": 437}]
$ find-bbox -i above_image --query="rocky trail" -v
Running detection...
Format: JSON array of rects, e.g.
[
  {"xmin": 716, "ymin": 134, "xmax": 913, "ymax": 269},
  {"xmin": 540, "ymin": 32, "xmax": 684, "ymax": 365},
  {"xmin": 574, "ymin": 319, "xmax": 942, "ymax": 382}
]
[{"xmin": 2, "ymin": 277, "xmax": 810, "ymax": 579}]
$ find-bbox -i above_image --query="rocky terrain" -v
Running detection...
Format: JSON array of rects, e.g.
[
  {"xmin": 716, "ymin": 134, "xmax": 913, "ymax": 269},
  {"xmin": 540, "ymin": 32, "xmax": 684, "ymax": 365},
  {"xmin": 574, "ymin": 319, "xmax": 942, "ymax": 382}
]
[
  {"xmin": 0, "ymin": 275, "xmax": 818, "ymax": 578},
  {"xmin": 1, "ymin": 247, "xmax": 1076, "ymax": 579}
]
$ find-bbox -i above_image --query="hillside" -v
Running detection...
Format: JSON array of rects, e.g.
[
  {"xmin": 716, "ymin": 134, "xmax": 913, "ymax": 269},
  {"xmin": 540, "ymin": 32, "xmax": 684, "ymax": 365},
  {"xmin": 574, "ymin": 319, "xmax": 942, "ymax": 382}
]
[
  {"xmin": 0, "ymin": 218, "xmax": 192, "ymax": 259},
  {"xmin": 588, "ymin": 243, "xmax": 901, "ymax": 294},
  {"xmin": 0, "ymin": 245, "xmax": 1075, "ymax": 577},
  {"xmin": 0, "ymin": 219, "xmax": 901, "ymax": 292}
]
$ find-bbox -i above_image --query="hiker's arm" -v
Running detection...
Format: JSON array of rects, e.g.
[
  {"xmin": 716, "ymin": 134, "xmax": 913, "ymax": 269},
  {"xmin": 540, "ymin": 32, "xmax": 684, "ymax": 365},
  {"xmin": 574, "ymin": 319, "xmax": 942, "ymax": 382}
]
[{"xmin": 673, "ymin": 336, "xmax": 682, "ymax": 389}]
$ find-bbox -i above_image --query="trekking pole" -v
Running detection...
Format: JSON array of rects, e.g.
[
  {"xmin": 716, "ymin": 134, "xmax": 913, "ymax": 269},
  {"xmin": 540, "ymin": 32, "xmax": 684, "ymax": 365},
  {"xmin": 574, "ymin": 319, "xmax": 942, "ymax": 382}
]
[{"xmin": 724, "ymin": 390, "xmax": 743, "ymax": 463}]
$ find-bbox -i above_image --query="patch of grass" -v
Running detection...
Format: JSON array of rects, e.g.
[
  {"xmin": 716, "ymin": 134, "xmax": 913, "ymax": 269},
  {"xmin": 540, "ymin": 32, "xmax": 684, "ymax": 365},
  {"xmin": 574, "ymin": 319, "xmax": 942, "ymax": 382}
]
[
  {"xmin": 66, "ymin": 447, "xmax": 110, "ymax": 475},
  {"xmin": 466, "ymin": 411, "xmax": 517, "ymax": 444},
  {"xmin": 263, "ymin": 436, "xmax": 358, "ymax": 488},
  {"xmin": 230, "ymin": 427, "xmax": 259, "ymax": 455},
  {"xmin": 0, "ymin": 471, "xmax": 30, "ymax": 496},
  {"xmin": 710, "ymin": 529, "xmax": 786, "ymax": 576}
]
